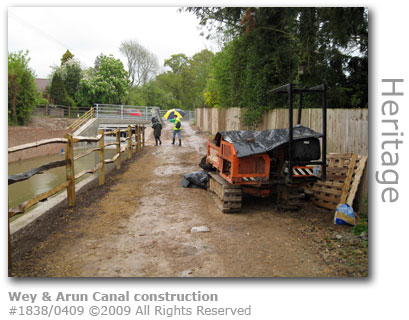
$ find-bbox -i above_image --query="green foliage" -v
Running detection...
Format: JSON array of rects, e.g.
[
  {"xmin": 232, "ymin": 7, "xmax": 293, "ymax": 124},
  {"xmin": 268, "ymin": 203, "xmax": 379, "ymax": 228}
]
[
  {"xmin": 352, "ymin": 213, "xmax": 368, "ymax": 242},
  {"xmin": 352, "ymin": 195, "xmax": 368, "ymax": 237},
  {"xmin": 126, "ymin": 81, "xmax": 180, "ymax": 109},
  {"xmin": 189, "ymin": 7, "xmax": 368, "ymax": 127},
  {"xmin": 150, "ymin": 50, "xmax": 214, "ymax": 109},
  {"xmin": 8, "ymin": 50, "xmax": 39, "ymax": 125},
  {"xmin": 77, "ymin": 55, "xmax": 129, "ymax": 105},
  {"xmin": 61, "ymin": 50, "xmax": 74, "ymax": 65},
  {"xmin": 49, "ymin": 52, "xmax": 83, "ymax": 106},
  {"xmin": 50, "ymin": 71, "xmax": 72, "ymax": 105},
  {"xmin": 64, "ymin": 61, "xmax": 82, "ymax": 100}
]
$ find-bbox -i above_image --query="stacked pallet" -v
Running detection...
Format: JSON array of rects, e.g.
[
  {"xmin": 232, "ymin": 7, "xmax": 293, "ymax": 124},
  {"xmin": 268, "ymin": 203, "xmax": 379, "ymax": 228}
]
[{"xmin": 312, "ymin": 153, "xmax": 367, "ymax": 211}]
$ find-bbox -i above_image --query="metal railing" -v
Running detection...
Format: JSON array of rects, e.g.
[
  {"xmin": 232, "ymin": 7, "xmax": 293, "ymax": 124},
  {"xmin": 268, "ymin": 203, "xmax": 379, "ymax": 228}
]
[
  {"xmin": 34, "ymin": 104, "xmax": 196, "ymax": 122},
  {"xmin": 94, "ymin": 104, "xmax": 156, "ymax": 122}
]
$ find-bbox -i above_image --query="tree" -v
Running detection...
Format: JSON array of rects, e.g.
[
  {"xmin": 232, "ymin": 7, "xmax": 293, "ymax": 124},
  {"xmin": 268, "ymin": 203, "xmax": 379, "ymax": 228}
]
[
  {"xmin": 77, "ymin": 54, "xmax": 129, "ymax": 105},
  {"xmin": 8, "ymin": 51, "xmax": 39, "ymax": 125},
  {"xmin": 144, "ymin": 50, "xmax": 214, "ymax": 110},
  {"xmin": 119, "ymin": 39, "xmax": 159, "ymax": 87},
  {"xmin": 61, "ymin": 49, "xmax": 74, "ymax": 65},
  {"xmin": 50, "ymin": 70, "xmax": 75, "ymax": 106},
  {"xmin": 63, "ymin": 60, "xmax": 82, "ymax": 101},
  {"xmin": 189, "ymin": 49, "xmax": 214, "ymax": 107}
]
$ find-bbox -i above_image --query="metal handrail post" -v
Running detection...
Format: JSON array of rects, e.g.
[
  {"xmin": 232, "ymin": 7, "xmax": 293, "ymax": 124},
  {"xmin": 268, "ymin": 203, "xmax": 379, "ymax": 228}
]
[
  {"xmin": 288, "ymin": 82, "xmax": 293, "ymax": 182},
  {"xmin": 322, "ymin": 84, "xmax": 327, "ymax": 181}
]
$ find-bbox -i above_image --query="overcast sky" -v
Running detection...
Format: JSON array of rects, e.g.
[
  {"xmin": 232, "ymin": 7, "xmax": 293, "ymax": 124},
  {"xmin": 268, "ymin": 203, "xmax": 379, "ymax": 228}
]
[{"xmin": 8, "ymin": 7, "xmax": 218, "ymax": 78}]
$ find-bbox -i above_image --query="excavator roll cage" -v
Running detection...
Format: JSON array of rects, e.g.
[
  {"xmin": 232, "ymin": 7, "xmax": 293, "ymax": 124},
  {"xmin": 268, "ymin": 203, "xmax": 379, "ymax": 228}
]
[{"xmin": 269, "ymin": 82, "xmax": 327, "ymax": 182}]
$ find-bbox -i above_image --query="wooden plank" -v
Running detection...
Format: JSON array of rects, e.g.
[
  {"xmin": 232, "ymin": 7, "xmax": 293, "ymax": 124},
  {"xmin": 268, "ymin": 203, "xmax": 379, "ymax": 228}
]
[
  {"xmin": 312, "ymin": 153, "xmax": 350, "ymax": 210},
  {"xmin": 104, "ymin": 153, "xmax": 120, "ymax": 164},
  {"xmin": 347, "ymin": 155, "xmax": 368, "ymax": 206},
  {"xmin": 340, "ymin": 154, "xmax": 357, "ymax": 203},
  {"xmin": 314, "ymin": 180, "xmax": 344, "ymax": 188},
  {"xmin": 8, "ymin": 159, "xmax": 68, "ymax": 185},
  {"xmin": 326, "ymin": 167, "xmax": 349, "ymax": 174},
  {"xmin": 313, "ymin": 191, "xmax": 341, "ymax": 202},
  {"xmin": 312, "ymin": 185, "xmax": 342, "ymax": 196},
  {"xmin": 325, "ymin": 174, "xmax": 348, "ymax": 181},
  {"xmin": 313, "ymin": 183, "xmax": 343, "ymax": 192},
  {"xmin": 104, "ymin": 142, "xmax": 119, "ymax": 147},
  {"xmin": 72, "ymin": 135, "xmax": 101, "ymax": 143},
  {"xmin": 74, "ymin": 163, "xmax": 102, "ymax": 180},
  {"xmin": 73, "ymin": 147, "xmax": 100, "ymax": 161},
  {"xmin": 312, "ymin": 198, "xmax": 338, "ymax": 210},
  {"xmin": 9, "ymin": 181, "xmax": 70, "ymax": 217},
  {"xmin": 8, "ymin": 138, "xmax": 67, "ymax": 153}
]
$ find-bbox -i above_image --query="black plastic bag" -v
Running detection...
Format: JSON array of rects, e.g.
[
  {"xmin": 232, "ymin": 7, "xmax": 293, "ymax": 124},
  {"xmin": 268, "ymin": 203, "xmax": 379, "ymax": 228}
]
[{"xmin": 180, "ymin": 170, "xmax": 209, "ymax": 189}]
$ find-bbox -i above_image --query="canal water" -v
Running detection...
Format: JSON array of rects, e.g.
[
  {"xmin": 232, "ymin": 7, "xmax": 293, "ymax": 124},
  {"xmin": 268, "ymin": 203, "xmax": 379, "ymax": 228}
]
[{"xmin": 8, "ymin": 146, "xmax": 123, "ymax": 213}]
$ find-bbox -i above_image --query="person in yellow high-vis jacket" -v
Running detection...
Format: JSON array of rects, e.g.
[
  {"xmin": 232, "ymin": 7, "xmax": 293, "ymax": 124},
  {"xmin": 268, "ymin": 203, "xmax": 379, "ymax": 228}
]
[{"xmin": 171, "ymin": 117, "xmax": 182, "ymax": 146}]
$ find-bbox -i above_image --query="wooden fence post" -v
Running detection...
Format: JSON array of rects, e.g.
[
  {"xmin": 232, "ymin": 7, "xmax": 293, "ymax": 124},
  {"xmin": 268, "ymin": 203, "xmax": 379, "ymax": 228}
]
[
  {"xmin": 65, "ymin": 134, "xmax": 76, "ymax": 206},
  {"xmin": 68, "ymin": 106, "xmax": 71, "ymax": 118},
  {"xmin": 98, "ymin": 129, "xmax": 105, "ymax": 185},
  {"xmin": 136, "ymin": 126, "xmax": 141, "ymax": 152},
  {"xmin": 142, "ymin": 125, "xmax": 145, "ymax": 148},
  {"xmin": 45, "ymin": 102, "xmax": 49, "ymax": 116},
  {"xmin": 116, "ymin": 128, "xmax": 121, "ymax": 170},
  {"xmin": 8, "ymin": 218, "xmax": 11, "ymax": 275},
  {"xmin": 127, "ymin": 125, "xmax": 132, "ymax": 159},
  {"xmin": 132, "ymin": 125, "xmax": 136, "ymax": 153}
]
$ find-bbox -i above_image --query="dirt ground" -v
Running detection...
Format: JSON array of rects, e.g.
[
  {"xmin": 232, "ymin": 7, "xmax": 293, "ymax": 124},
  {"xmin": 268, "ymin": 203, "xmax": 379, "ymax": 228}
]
[{"xmin": 10, "ymin": 121, "xmax": 368, "ymax": 277}]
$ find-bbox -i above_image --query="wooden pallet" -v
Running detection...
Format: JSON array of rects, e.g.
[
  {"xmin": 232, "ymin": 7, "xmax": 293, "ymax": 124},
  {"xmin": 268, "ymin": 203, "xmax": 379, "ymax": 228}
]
[{"xmin": 312, "ymin": 153, "xmax": 367, "ymax": 210}]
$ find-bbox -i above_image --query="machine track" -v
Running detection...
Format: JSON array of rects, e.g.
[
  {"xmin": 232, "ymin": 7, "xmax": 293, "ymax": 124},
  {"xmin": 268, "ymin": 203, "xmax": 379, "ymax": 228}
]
[{"xmin": 208, "ymin": 172, "xmax": 242, "ymax": 213}]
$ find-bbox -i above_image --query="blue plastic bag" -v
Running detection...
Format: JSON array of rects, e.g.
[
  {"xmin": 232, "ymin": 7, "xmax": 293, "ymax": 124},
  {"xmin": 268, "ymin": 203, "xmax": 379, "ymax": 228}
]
[{"xmin": 334, "ymin": 204, "xmax": 356, "ymax": 226}]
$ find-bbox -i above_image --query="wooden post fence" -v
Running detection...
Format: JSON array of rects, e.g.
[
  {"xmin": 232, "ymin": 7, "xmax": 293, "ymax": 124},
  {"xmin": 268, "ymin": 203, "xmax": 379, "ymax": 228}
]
[
  {"xmin": 8, "ymin": 124, "xmax": 145, "ymax": 216},
  {"xmin": 8, "ymin": 124, "xmax": 146, "ymax": 270}
]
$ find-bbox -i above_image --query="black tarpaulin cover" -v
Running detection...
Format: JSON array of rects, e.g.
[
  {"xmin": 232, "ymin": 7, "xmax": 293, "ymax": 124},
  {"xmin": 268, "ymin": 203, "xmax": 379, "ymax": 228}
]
[{"xmin": 215, "ymin": 125, "xmax": 322, "ymax": 158}]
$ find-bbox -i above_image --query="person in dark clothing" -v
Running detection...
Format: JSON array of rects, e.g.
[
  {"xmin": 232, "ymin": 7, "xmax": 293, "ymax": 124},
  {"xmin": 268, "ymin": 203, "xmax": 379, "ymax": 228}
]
[{"xmin": 152, "ymin": 120, "xmax": 162, "ymax": 146}]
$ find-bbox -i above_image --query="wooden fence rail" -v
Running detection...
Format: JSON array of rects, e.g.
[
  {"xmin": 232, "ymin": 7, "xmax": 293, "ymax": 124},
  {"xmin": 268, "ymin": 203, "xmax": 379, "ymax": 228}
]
[{"xmin": 8, "ymin": 124, "xmax": 146, "ymax": 217}]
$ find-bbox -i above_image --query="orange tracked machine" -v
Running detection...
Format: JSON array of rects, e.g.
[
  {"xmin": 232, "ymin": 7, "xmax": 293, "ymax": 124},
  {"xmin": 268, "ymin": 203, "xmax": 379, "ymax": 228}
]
[{"xmin": 206, "ymin": 83, "xmax": 327, "ymax": 212}]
